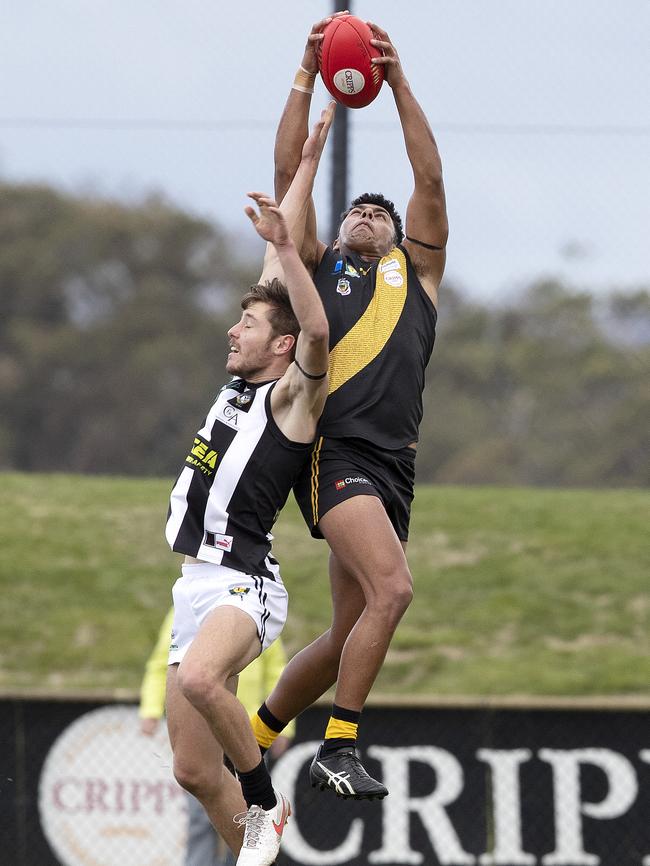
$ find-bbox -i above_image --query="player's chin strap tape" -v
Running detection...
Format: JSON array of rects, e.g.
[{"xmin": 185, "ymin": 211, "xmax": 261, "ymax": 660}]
[
  {"xmin": 406, "ymin": 235, "xmax": 444, "ymax": 251},
  {"xmin": 294, "ymin": 357, "xmax": 327, "ymax": 381}
]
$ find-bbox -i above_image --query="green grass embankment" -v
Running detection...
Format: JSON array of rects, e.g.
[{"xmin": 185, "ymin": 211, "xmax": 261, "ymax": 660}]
[{"xmin": 1, "ymin": 473, "xmax": 648, "ymax": 698}]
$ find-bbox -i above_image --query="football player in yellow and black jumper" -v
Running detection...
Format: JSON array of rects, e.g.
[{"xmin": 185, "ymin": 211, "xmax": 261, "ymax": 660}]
[{"xmin": 250, "ymin": 16, "xmax": 449, "ymax": 800}]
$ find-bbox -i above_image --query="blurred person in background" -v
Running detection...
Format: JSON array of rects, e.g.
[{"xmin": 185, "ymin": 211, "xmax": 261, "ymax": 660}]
[
  {"xmin": 139, "ymin": 608, "xmax": 294, "ymax": 866},
  {"xmin": 251, "ymin": 14, "xmax": 448, "ymax": 801}
]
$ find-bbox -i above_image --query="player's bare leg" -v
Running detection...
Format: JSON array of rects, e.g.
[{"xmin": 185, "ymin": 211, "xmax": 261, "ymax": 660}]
[
  {"xmin": 167, "ymin": 664, "xmax": 247, "ymax": 855},
  {"xmin": 320, "ymin": 496, "xmax": 412, "ymax": 709},
  {"xmin": 171, "ymin": 608, "xmax": 291, "ymax": 865},
  {"xmin": 176, "ymin": 607, "xmax": 262, "ymax": 771},
  {"xmin": 264, "ymin": 551, "xmax": 366, "ymax": 722},
  {"xmin": 309, "ymin": 494, "xmax": 412, "ymax": 799}
]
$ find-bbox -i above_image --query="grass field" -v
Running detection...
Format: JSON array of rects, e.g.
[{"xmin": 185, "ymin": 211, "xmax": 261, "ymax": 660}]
[{"xmin": 1, "ymin": 472, "xmax": 648, "ymax": 698}]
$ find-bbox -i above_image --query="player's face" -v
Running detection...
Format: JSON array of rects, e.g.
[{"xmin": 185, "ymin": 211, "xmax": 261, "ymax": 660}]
[
  {"xmin": 338, "ymin": 203, "xmax": 396, "ymax": 257},
  {"xmin": 226, "ymin": 302, "xmax": 276, "ymax": 378}
]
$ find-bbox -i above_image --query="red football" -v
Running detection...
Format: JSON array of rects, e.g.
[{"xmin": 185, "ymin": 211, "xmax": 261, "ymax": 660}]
[{"xmin": 318, "ymin": 15, "xmax": 384, "ymax": 109}]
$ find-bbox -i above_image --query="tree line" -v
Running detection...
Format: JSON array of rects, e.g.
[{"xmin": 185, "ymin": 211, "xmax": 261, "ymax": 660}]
[{"xmin": 1, "ymin": 181, "xmax": 647, "ymax": 486}]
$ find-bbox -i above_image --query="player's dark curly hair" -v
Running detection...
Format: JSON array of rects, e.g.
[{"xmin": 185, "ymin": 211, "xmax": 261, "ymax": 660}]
[{"xmin": 340, "ymin": 193, "xmax": 404, "ymax": 245}]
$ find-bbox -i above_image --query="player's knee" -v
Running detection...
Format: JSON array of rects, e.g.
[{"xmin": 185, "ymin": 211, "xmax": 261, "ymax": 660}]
[
  {"xmin": 389, "ymin": 579, "xmax": 414, "ymax": 620},
  {"xmin": 177, "ymin": 661, "xmax": 222, "ymax": 711},
  {"xmin": 173, "ymin": 756, "xmax": 221, "ymax": 797},
  {"xmin": 371, "ymin": 572, "xmax": 413, "ymax": 624}
]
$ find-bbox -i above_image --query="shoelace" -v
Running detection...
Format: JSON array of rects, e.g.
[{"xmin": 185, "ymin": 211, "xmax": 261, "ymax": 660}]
[{"xmin": 233, "ymin": 805, "xmax": 266, "ymax": 847}]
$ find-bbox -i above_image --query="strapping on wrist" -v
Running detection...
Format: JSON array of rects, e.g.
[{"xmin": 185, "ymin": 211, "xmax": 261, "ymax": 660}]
[{"xmin": 292, "ymin": 66, "xmax": 316, "ymax": 95}]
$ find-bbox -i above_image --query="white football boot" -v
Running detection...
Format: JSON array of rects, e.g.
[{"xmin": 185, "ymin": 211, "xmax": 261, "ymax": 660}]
[{"xmin": 234, "ymin": 791, "xmax": 291, "ymax": 866}]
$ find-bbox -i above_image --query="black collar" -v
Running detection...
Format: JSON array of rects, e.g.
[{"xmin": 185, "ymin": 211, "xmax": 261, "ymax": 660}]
[{"xmin": 228, "ymin": 377, "xmax": 280, "ymax": 393}]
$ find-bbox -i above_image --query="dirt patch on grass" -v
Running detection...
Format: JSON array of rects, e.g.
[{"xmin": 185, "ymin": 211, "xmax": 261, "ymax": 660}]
[
  {"xmin": 545, "ymin": 634, "xmax": 630, "ymax": 652},
  {"xmin": 415, "ymin": 531, "xmax": 487, "ymax": 567}
]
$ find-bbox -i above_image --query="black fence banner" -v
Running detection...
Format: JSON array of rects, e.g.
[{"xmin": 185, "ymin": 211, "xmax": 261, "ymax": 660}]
[{"xmin": 1, "ymin": 698, "xmax": 648, "ymax": 866}]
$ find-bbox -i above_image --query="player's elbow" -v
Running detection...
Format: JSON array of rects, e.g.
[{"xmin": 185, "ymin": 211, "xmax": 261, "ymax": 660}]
[
  {"xmin": 417, "ymin": 169, "xmax": 445, "ymax": 197},
  {"xmin": 305, "ymin": 320, "xmax": 329, "ymax": 346},
  {"xmin": 299, "ymin": 314, "xmax": 329, "ymax": 347},
  {"xmin": 274, "ymin": 167, "xmax": 296, "ymax": 204}
]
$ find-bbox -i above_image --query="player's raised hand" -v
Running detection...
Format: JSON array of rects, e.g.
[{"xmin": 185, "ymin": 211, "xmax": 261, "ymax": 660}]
[
  {"xmin": 368, "ymin": 22, "xmax": 407, "ymax": 89},
  {"xmin": 245, "ymin": 193, "xmax": 290, "ymax": 247},
  {"xmin": 301, "ymin": 101, "xmax": 336, "ymax": 164},
  {"xmin": 302, "ymin": 10, "xmax": 350, "ymax": 73}
]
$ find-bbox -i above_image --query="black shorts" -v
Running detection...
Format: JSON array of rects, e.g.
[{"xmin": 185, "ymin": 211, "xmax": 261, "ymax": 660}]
[{"xmin": 293, "ymin": 436, "xmax": 416, "ymax": 542}]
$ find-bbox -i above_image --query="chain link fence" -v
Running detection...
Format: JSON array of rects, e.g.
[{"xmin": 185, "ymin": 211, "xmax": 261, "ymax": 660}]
[{"xmin": 2, "ymin": 696, "xmax": 649, "ymax": 866}]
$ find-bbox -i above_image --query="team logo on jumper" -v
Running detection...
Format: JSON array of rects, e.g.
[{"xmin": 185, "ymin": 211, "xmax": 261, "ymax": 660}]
[
  {"xmin": 229, "ymin": 585, "xmax": 250, "ymax": 596},
  {"xmin": 336, "ymin": 278, "xmax": 351, "ymax": 296},
  {"xmin": 226, "ymin": 391, "xmax": 254, "ymax": 414},
  {"xmin": 335, "ymin": 476, "xmax": 372, "ymax": 490},
  {"xmin": 204, "ymin": 531, "xmax": 233, "ymax": 552}
]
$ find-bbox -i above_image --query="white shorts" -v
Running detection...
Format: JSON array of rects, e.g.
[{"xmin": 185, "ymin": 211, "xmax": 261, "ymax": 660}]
[{"xmin": 168, "ymin": 563, "xmax": 288, "ymax": 665}]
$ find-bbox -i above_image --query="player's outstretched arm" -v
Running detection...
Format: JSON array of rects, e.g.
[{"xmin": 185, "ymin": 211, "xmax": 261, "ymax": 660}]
[
  {"xmin": 369, "ymin": 22, "xmax": 448, "ymax": 297},
  {"xmin": 274, "ymin": 11, "xmax": 348, "ymax": 202},
  {"xmin": 245, "ymin": 195, "xmax": 328, "ymax": 421},
  {"xmin": 262, "ymin": 103, "xmax": 335, "ymax": 280}
]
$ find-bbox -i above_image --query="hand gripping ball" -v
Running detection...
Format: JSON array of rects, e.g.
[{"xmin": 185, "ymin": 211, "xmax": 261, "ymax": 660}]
[{"xmin": 318, "ymin": 15, "xmax": 384, "ymax": 109}]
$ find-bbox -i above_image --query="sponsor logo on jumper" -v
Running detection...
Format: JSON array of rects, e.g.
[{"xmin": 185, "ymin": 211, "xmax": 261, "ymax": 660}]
[
  {"xmin": 205, "ymin": 532, "xmax": 233, "ymax": 552},
  {"xmin": 186, "ymin": 437, "xmax": 218, "ymax": 475},
  {"xmin": 332, "ymin": 260, "xmax": 369, "ymax": 278},
  {"xmin": 344, "ymin": 262, "xmax": 362, "ymax": 278},
  {"xmin": 221, "ymin": 404, "xmax": 241, "ymax": 427},
  {"xmin": 228, "ymin": 585, "xmax": 250, "ymax": 597},
  {"xmin": 335, "ymin": 476, "xmax": 372, "ymax": 490},
  {"xmin": 383, "ymin": 270, "xmax": 404, "ymax": 288},
  {"xmin": 379, "ymin": 258, "xmax": 400, "ymax": 273},
  {"xmin": 336, "ymin": 278, "xmax": 351, "ymax": 296}
]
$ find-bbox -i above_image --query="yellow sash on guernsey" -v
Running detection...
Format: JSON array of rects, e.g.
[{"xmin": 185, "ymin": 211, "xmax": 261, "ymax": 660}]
[{"xmin": 327, "ymin": 247, "xmax": 408, "ymax": 395}]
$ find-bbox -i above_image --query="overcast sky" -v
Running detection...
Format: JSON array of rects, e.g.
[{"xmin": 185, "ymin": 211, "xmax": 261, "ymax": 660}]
[{"xmin": 2, "ymin": 1, "xmax": 648, "ymax": 298}]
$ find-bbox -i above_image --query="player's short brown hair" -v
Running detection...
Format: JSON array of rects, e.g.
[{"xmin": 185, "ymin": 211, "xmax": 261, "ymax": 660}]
[{"xmin": 241, "ymin": 278, "xmax": 299, "ymax": 351}]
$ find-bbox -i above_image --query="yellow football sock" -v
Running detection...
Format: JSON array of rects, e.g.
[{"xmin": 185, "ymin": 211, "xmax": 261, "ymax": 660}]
[
  {"xmin": 251, "ymin": 713, "xmax": 281, "ymax": 751},
  {"xmin": 325, "ymin": 716, "xmax": 359, "ymax": 741}
]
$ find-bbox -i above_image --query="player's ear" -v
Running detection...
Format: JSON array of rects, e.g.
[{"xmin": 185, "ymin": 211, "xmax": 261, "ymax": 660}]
[{"xmin": 275, "ymin": 334, "xmax": 296, "ymax": 358}]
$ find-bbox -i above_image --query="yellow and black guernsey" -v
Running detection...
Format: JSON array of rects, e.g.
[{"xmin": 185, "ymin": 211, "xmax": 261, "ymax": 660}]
[{"xmin": 316, "ymin": 244, "xmax": 436, "ymax": 448}]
